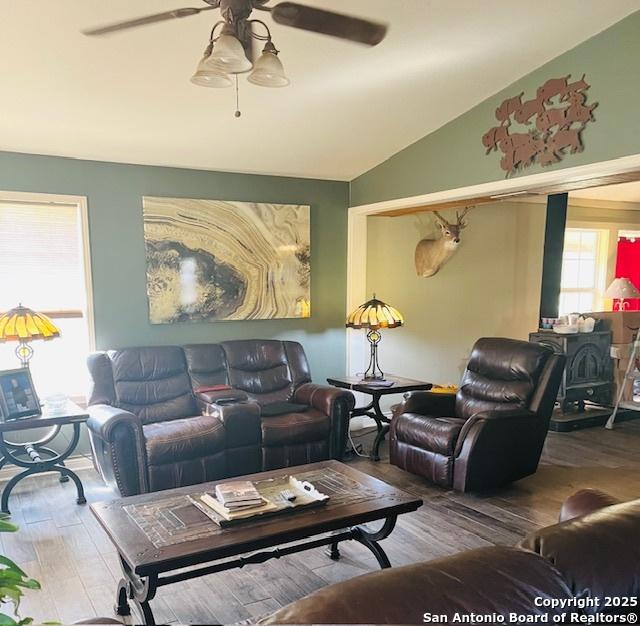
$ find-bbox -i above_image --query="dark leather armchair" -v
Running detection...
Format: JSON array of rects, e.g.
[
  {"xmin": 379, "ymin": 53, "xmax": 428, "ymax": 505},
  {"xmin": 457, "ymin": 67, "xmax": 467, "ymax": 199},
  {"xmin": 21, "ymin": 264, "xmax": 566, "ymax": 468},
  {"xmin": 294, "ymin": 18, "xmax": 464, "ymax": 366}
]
[
  {"xmin": 390, "ymin": 337, "xmax": 565, "ymax": 491},
  {"xmin": 86, "ymin": 340, "xmax": 354, "ymax": 496}
]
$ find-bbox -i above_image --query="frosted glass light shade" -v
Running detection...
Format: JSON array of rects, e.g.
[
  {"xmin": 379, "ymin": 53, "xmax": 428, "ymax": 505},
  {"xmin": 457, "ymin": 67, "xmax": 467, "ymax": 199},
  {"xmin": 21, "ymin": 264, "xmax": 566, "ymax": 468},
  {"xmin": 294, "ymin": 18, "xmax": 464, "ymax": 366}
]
[
  {"xmin": 248, "ymin": 45, "xmax": 290, "ymax": 87},
  {"xmin": 190, "ymin": 53, "xmax": 233, "ymax": 88},
  {"xmin": 604, "ymin": 277, "xmax": 640, "ymax": 299},
  {"xmin": 208, "ymin": 33, "xmax": 252, "ymax": 74}
]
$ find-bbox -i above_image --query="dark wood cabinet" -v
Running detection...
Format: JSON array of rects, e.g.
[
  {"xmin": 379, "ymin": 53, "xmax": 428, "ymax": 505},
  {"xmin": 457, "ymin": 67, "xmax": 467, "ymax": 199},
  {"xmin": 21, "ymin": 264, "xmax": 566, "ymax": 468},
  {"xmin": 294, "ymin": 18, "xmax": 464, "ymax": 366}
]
[{"xmin": 529, "ymin": 330, "xmax": 612, "ymax": 412}]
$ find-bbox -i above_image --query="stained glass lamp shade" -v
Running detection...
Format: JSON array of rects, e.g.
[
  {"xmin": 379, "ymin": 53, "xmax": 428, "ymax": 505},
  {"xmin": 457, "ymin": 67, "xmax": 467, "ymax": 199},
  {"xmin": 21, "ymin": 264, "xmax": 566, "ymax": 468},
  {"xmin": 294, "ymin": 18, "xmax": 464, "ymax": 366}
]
[
  {"xmin": 346, "ymin": 296, "xmax": 404, "ymax": 380},
  {"xmin": 0, "ymin": 305, "xmax": 61, "ymax": 367}
]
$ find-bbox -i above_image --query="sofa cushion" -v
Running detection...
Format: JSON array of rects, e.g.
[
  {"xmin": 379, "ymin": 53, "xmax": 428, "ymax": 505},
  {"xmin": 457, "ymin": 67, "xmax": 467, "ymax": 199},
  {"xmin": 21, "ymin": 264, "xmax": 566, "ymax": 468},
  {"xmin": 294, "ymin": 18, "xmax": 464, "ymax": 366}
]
[
  {"xmin": 143, "ymin": 415, "xmax": 226, "ymax": 465},
  {"xmin": 456, "ymin": 338, "xmax": 551, "ymax": 420},
  {"xmin": 183, "ymin": 344, "xmax": 229, "ymax": 390},
  {"xmin": 108, "ymin": 347, "xmax": 197, "ymax": 424},
  {"xmin": 394, "ymin": 413, "xmax": 465, "ymax": 456},
  {"xmin": 261, "ymin": 401, "xmax": 309, "ymax": 417},
  {"xmin": 261, "ymin": 409, "xmax": 330, "ymax": 446},
  {"xmin": 222, "ymin": 340, "xmax": 312, "ymax": 404}
]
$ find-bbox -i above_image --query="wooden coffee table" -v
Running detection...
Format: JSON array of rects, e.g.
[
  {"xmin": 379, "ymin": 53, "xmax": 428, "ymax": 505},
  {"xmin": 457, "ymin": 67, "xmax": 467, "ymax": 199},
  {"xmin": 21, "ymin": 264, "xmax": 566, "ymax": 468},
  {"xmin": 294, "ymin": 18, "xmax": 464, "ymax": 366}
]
[{"xmin": 91, "ymin": 460, "xmax": 422, "ymax": 625}]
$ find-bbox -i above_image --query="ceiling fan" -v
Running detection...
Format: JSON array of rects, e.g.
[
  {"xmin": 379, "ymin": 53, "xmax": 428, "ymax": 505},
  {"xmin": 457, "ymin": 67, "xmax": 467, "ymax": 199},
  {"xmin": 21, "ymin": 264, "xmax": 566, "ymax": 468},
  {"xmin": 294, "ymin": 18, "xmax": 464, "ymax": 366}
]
[{"xmin": 84, "ymin": 0, "xmax": 388, "ymax": 103}]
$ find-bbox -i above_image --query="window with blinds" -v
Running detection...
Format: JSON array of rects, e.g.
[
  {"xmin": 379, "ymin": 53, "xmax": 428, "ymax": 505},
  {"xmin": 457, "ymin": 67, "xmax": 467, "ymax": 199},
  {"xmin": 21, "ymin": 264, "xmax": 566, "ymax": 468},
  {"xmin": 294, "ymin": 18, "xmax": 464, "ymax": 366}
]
[{"xmin": 0, "ymin": 198, "xmax": 93, "ymax": 400}]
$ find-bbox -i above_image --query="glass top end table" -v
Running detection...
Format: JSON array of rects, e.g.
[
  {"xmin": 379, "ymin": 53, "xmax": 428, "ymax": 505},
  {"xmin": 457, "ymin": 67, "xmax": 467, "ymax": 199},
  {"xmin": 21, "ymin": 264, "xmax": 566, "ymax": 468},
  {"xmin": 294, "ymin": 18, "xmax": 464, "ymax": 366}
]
[{"xmin": 0, "ymin": 399, "xmax": 89, "ymax": 513}]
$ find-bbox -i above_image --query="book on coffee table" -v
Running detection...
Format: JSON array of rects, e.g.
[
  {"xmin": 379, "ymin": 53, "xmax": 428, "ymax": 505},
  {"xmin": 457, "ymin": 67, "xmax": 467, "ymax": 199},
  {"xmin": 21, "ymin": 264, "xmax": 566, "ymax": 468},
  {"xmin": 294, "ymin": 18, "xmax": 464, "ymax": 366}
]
[
  {"xmin": 215, "ymin": 480, "xmax": 262, "ymax": 508},
  {"xmin": 191, "ymin": 475, "xmax": 330, "ymax": 527},
  {"xmin": 200, "ymin": 494, "xmax": 278, "ymax": 521}
]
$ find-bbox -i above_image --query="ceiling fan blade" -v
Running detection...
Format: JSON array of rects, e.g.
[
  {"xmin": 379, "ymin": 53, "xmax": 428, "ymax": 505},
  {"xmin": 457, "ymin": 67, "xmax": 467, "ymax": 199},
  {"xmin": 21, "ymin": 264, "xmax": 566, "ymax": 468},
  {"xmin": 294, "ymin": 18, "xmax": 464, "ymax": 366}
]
[
  {"xmin": 270, "ymin": 2, "xmax": 387, "ymax": 46},
  {"xmin": 83, "ymin": 6, "xmax": 216, "ymax": 36}
]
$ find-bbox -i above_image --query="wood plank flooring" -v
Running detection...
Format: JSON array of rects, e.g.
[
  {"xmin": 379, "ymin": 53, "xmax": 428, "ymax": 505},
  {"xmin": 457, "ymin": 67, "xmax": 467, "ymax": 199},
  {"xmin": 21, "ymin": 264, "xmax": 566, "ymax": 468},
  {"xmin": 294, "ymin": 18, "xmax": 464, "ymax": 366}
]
[{"xmin": 1, "ymin": 422, "xmax": 639, "ymax": 624}]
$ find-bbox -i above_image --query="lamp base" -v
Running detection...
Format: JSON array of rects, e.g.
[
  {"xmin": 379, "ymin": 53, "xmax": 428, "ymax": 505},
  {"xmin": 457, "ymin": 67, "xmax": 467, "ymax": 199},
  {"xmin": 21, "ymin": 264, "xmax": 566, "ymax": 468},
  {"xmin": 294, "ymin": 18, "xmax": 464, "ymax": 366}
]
[
  {"xmin": 15, "ymin": 341, "xmax": 33, "ymax": 369},
  {"xmin": 363, "ymin": 329, "xmax": 384, "ymax": 381}
]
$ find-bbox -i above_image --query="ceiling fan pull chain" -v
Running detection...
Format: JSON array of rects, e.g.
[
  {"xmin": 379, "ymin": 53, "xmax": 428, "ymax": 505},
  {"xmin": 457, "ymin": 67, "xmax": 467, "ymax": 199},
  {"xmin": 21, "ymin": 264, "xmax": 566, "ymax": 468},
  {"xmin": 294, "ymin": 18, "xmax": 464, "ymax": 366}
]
[{"xmin": 235, "ymin": 74, "xmax": 242, "ymax": 118}]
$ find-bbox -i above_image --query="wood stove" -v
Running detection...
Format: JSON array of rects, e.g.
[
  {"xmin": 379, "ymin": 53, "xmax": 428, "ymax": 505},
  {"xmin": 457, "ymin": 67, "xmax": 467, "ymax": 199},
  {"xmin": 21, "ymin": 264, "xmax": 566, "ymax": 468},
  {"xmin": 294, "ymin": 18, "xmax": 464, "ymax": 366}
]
[{"xmin": 529, "ymin": 330, "xmax": 612, "ymax": 413}]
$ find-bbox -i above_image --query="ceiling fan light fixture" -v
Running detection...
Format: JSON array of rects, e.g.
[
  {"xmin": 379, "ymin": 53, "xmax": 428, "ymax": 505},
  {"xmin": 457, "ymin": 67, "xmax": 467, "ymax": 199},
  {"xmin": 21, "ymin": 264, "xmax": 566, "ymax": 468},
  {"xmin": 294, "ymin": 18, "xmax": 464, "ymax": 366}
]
[
  {"xmin": 207, "ymin": 28, "xmax": 253, "ymax": 74},
  {"xmin": 190, "ymin": 47, "xmax": 233, "ymax": 88},
  {"xmin": 247, "ymin": 41, "xmax": 290, "ymax": 88},
  {"xmin": 190, "ymin": 66, "xmax": 233, "ymax": 88}
]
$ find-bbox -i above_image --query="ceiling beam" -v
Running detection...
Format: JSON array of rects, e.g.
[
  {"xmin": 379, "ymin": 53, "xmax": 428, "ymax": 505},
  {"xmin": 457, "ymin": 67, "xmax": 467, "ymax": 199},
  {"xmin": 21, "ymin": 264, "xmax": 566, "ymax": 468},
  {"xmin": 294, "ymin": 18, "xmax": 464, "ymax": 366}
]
[{"xmin": 374, "ymin": 169, "xmax": 640, "ymax": 217}]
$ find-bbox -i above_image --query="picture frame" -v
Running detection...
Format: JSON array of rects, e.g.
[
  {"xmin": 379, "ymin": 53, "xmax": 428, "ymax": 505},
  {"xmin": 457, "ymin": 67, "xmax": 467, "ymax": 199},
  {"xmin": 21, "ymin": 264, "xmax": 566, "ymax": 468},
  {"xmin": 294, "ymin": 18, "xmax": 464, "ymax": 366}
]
[{"xmin": 0, "ymin": 368, "xmax": 41, "ymax": 421}]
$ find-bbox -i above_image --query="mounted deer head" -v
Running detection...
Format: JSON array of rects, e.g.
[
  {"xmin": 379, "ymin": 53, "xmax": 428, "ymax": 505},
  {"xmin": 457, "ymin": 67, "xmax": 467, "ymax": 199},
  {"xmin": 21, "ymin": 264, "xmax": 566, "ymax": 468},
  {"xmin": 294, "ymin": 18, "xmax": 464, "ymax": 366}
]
[{"xmin": 414, "ymin": 207, "xmax": 471, "ymax": 277}]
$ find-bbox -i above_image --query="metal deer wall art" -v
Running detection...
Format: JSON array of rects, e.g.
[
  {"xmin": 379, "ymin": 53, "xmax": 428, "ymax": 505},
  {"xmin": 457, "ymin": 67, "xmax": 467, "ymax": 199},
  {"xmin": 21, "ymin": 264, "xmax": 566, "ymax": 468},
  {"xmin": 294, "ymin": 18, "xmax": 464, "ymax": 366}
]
[
  {"xmin": 414, "ymin": 208, "xmax": 471, "ymax": 278},
  {"xmin": 482, "ymin": 74, "xmax": 598, "ymax": 176}
]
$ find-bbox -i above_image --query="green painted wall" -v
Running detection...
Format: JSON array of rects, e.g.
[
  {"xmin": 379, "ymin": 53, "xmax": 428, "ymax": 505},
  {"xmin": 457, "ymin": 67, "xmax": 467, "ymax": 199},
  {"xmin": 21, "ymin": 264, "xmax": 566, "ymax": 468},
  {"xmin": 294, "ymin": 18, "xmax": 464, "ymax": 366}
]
[
  {"xmin": 366, "ymin": 202, "xmax": 546, "ymax": 411},
  {"xmin": 0, "ymin": 151, "xmax": 349, "ymax": 384},
  {"xmin": 351, "ymin": 11, "xmax": 640, "ymax": 207}
]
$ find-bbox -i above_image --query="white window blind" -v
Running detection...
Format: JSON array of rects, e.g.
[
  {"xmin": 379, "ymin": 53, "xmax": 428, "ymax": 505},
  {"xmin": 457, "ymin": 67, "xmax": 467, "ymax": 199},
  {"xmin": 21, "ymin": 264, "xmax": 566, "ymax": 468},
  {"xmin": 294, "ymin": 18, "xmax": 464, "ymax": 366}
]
[{"xmin": 0, "ymin": 200, "xmax": 92, "ymax": 399}]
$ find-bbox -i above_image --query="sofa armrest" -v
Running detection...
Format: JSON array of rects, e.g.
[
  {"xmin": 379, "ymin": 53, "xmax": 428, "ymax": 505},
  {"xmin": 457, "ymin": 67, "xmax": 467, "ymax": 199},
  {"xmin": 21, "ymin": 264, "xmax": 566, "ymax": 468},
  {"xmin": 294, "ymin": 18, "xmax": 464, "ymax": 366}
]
[
  {"xmin": 559, "ymin": 489, "xmax": 621, "ymax": 522},
  {"xmin": 86, "ymin": 404, "xmax": 148, "ymax": 496},
  {"xmin": 454, "ymin": 408, "xmax": 537, "ymax": 456},
  {"xmin": 294, "ymin": 383, "xmax": 354, "ymax": 415},
  {"xmin": 397, "ymin": 390, "xmax": 454, "ymax": 417},
  {"xmin": 195, "ymin": 389, "xmax": 249, "ymax": 405},
  {"xmin": 206, "ymin": 400, "xmax": 261, "ymax": 448},
  {"xmin": 294, "ymin": 383, "xmax": 355, "ymax": 460},
  {"xmin": 87, "ymin": 404, "xmax": 142, "ymax": 441},
  {"xmin": 519, "ymin": 498, "xmax": 640, "ymax": 614},
  {"xmin": 452, "ymin": 409, "xmax": 543, "ymax": 493}
]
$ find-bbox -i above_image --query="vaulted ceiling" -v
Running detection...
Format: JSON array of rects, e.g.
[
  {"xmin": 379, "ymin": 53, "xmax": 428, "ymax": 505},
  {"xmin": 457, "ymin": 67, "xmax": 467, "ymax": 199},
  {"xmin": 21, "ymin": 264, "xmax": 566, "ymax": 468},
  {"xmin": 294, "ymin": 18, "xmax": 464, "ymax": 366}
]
[{"xmin": 1, "ymin": 1, "xmax": 639, "ymax": 180}]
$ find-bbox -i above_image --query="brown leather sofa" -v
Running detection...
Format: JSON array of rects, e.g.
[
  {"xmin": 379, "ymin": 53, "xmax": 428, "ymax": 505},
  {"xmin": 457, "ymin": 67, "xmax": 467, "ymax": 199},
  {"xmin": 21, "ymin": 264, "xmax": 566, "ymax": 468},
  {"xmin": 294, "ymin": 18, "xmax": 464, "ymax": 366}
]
[
  {"xmin": 390, "ymin": 337, "xmax": 565, "ymax": 491},
  {"xmin": 262, "ymin": 490, "xmax": 640, "ymax": 624},
  {"xmin": 86, "ymin": 340, "xmax": 354, "ymax": 496}
]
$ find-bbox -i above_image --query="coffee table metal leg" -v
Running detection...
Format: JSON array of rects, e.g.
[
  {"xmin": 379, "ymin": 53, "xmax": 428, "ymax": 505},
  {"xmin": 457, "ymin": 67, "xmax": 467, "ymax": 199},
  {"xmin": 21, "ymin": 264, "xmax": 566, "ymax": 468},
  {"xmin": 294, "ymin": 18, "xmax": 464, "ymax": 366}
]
[
  {"xmin": 118, "ymin": 555, "xmax": 157, "ymax": 625},
  {"xmin": 327, "ymin": 541, "xmax": 341, "ymax": 560},
  {"xmin": 115, "ymin": 578, "xmax": 131, "ymax": 618},
  {"xmin": 353, "ymin": 515, "xmax": 396, "ymax": 569}
]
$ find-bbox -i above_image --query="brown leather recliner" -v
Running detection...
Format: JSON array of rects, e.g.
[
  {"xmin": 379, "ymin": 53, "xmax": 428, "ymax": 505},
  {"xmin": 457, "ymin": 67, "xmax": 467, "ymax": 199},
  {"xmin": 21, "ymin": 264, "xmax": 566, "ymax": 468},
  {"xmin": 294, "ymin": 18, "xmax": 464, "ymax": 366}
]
[
  {"xmin": 86, "ymin": 340, "xmax": 354, "ymax": 496},
  {"xmin": 390, "ymin": 337, "xmax": 566, "ymax": 491},
  {"xmin": 261, "ymin": 490, "xmax": 640, "ymax": 624}
]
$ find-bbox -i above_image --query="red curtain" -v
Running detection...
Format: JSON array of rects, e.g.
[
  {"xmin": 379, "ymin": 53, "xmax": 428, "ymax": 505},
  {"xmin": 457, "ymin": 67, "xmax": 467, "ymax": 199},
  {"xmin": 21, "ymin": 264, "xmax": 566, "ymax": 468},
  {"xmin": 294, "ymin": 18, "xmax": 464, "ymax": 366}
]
[{"xmin": 614, "ymin": 237, "xmax": 640, "ymax": 311}]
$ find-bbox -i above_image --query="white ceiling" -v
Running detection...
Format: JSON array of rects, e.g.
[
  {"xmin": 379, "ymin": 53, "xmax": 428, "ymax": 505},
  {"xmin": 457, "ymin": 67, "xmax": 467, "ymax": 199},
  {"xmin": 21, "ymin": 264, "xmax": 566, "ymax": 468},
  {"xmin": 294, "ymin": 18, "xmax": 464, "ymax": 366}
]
[
  {"xmin": 571, "ymin": 181, "xmax": 640, "ymax": 204},
  {"xmin": 1, "ymin": 1, "xmax": 639, "ymax": 181}
]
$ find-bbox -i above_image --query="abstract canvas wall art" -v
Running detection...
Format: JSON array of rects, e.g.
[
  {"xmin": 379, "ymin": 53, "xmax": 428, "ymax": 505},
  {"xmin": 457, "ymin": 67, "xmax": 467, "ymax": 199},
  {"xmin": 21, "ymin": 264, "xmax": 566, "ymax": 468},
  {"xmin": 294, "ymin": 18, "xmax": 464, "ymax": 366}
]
[{"xmin": 143, "ymin": 197, "xmax": 311, "ymax": 323}]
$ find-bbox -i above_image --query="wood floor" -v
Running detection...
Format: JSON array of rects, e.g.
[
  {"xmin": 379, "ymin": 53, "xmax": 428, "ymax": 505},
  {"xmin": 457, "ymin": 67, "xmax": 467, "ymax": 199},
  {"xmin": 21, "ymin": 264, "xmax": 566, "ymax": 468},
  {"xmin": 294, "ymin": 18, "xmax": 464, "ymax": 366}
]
[{"xmin": 1, "ymin": 422, "xmax": 639, "ymax": 624}]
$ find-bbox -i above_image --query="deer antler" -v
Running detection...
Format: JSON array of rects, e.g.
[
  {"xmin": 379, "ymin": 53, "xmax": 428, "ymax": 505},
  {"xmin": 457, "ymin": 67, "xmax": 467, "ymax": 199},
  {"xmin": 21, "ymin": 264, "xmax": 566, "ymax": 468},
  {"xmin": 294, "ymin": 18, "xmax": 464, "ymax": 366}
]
[
  {"xmin": 432, "ymin": 211, "xmax": 450, "ymax": 227},
  {"xmin": 456, "ymin": 206, "xmax": 472, "ymax": 228}
]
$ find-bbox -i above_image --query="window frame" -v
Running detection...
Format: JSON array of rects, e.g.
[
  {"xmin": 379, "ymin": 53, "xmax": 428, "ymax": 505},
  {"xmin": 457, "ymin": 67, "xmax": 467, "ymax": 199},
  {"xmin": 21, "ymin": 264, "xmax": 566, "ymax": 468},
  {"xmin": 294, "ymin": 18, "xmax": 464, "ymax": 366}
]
[
  {"xmin": 0, "ymin": 190, "xmax": 96, "ymax": 360},
  {"xmin": 559, "ymin": 226, "xmax": 609, "ymax": 315}
]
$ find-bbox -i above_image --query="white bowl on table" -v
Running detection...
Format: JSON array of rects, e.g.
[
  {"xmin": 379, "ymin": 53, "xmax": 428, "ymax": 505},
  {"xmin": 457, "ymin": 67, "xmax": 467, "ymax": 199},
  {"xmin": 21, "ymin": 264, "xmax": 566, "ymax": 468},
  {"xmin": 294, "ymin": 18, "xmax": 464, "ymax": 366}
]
[{"xmin": 553, "ymin": 325, "xmax": 579, "ymax": 334}]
